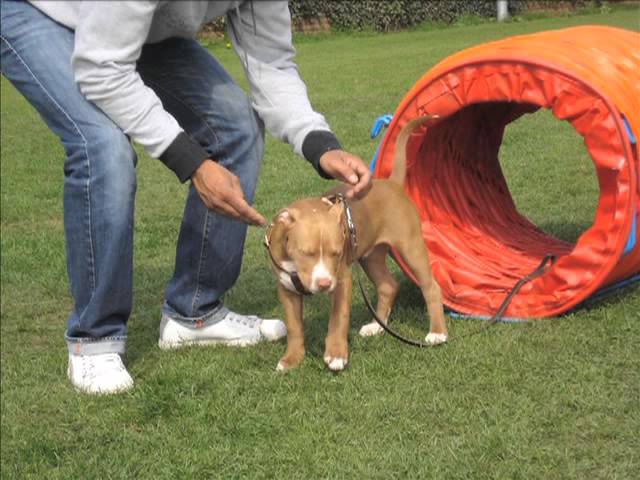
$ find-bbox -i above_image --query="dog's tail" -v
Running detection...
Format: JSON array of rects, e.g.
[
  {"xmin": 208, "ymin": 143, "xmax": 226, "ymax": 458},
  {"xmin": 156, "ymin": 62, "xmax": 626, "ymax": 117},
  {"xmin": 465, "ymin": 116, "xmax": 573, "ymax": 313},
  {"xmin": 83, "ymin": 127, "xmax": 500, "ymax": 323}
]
[{"xmin": 389, "ymin": 115, "xmax": 438, "ymax": 185}]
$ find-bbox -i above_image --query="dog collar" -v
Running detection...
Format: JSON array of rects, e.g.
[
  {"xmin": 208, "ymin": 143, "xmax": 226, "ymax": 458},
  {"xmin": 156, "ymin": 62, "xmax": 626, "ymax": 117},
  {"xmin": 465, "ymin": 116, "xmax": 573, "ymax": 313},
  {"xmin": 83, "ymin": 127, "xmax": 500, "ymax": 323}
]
[
  {"xmin": 326, "ymin": 193, "xmax": 358, "ymax": 260},
  {"xmin": 263, "ymin": 223, "xmax": 312, "ymax": 296}
]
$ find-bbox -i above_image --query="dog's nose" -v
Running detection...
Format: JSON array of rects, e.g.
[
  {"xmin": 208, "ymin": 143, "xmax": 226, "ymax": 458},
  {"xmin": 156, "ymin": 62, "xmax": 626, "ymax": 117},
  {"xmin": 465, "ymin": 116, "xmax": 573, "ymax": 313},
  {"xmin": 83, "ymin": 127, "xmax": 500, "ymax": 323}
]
[{"xmin": 317, "ymin": 278, "xmax": 332, "ymax": 291}]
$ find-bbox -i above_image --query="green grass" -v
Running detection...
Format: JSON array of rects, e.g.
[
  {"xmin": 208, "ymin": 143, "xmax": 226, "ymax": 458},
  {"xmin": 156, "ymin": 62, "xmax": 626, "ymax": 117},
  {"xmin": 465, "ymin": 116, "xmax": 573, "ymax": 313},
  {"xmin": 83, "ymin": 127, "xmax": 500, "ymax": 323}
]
[{"xmin": 2, "ymin": 9, "xmax": 639, "ymax": 479}]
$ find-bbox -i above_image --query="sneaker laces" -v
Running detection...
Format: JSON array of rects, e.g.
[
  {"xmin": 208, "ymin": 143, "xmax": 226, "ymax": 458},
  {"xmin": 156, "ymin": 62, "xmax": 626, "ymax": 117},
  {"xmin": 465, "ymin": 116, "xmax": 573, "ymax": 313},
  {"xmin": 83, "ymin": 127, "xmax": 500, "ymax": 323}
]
[{"xmin": 225, "ymin": 310, "xmax": 261, "ymax": 328}]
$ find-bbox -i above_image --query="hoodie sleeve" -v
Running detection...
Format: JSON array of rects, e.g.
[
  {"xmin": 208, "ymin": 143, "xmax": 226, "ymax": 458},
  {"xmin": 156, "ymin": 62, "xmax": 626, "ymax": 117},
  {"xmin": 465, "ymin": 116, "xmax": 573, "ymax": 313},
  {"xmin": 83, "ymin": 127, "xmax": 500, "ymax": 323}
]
[
  {"xmin": 227, "ymin": 1, "xmax": 341, "ymax": 177},
  {"xmin": 71, "ymin": 1, "xmax": 208, "ymax": 182}
]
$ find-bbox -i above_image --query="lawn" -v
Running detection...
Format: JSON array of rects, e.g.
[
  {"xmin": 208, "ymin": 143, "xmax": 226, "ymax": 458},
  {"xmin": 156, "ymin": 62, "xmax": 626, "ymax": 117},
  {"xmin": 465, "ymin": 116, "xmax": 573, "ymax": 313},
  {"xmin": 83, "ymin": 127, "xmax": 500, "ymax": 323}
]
[{"xmin": 2, "ymin": 8, "xmax": 639, "ymax": 479}]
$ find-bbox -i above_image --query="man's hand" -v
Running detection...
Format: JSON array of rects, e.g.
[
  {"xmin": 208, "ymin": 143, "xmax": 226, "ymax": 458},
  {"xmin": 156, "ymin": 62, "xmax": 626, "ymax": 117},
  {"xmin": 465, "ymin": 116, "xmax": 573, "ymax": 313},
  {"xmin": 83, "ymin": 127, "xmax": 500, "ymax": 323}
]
[
  {"xmin": 191, "ymin": 160, "xmax": 266, "ymax": 226},
  {"xmin": 319, "ymin": 150, "xmax": 373, "ymax": 199}
]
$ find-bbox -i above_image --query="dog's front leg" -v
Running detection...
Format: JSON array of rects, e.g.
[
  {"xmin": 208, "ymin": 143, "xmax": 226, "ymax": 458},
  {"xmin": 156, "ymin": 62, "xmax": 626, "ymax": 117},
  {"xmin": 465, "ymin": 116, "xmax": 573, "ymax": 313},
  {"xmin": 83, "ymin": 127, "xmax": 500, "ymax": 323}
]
[
  {"xmin": 324, "ymin": 267, "xmax": 352, "ymax": 372},
  {"xmin": 276, "ymin": 284, "xmax": 305, "ymax": 371}
]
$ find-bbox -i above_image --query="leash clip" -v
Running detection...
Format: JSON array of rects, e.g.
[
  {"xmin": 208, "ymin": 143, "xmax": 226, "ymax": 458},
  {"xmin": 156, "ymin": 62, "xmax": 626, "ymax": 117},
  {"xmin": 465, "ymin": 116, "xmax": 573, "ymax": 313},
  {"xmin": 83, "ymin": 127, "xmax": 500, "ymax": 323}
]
[
  {"xmin": 339, "ymin": 194, "xmax": 358, "ymax": 257},
  {"xmin": 324, "ymin": 193, "xmax": 358, "ymax": 258}
]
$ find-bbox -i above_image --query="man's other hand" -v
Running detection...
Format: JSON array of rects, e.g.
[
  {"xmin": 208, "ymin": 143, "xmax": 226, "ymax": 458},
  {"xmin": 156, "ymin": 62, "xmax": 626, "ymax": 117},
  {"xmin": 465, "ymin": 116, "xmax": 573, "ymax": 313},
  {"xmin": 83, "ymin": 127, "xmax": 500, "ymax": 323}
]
[{"xmin": 319, "ymin": 150, "xmax": 373, "ymax": 199}]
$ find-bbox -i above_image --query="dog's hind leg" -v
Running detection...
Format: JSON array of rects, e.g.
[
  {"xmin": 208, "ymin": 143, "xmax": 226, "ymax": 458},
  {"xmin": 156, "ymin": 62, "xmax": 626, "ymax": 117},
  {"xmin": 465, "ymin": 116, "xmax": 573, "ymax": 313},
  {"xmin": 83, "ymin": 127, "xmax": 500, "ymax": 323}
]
[
  {"xmin": 393, "ymin": 236, "xmax": 448, "ymax": 344},
  {"xmin": 358, "ymin": 244, "xmax": 400, "ymax": 337}
]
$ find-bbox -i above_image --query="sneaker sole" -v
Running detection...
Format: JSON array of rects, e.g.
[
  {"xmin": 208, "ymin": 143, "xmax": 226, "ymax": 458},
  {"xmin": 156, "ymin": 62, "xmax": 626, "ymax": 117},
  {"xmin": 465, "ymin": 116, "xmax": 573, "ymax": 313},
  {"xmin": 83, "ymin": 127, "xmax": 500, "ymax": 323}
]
[
  {"xmin": 70, "ymin": 382, "xmax": 134, "ymax": 395},
  {"xmin": 68, "ymin": 367, "xmax": 133, "ymax": 395},
  {"xmin": 158, "ymin": 336, "xmax": 262, "ymax": 350}
]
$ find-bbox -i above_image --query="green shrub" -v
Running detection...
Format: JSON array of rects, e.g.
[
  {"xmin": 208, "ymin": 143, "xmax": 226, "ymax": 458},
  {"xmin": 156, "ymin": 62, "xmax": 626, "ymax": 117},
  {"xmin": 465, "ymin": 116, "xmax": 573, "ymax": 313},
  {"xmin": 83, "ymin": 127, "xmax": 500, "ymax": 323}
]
[
  {"xmin": 288, "ymin": 0, "xmax": 500, "ymax": 31},
  {"xmin": 200, "ymin": 1, "xmax": 598, "ymax": 35}
]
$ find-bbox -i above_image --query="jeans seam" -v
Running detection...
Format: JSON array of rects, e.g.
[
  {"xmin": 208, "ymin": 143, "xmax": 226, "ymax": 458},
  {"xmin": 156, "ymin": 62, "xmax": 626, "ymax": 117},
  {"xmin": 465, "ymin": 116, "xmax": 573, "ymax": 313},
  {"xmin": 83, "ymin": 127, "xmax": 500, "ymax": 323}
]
[
  {"xmin": 0, "ymin": 35, "xmax": 97, "ymax": 294},
  {"xmin": 191, "ymin": 209, "xmax": 210, "ymax": 316},
  {"xmin": 166, "ymin": 302, "xmax": 225, "ymax": 324},
  {"xmin": 66, "ymin": 336, "xmax": 127, "ymax": 343}
]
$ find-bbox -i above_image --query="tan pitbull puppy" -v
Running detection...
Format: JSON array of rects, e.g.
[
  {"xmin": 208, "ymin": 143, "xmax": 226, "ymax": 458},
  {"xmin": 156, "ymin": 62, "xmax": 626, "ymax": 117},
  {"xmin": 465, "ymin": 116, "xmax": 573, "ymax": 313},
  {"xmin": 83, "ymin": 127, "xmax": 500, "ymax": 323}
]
[{"xmin": 266, "ymin": 116, "xmax": 447, "ymax": 372}]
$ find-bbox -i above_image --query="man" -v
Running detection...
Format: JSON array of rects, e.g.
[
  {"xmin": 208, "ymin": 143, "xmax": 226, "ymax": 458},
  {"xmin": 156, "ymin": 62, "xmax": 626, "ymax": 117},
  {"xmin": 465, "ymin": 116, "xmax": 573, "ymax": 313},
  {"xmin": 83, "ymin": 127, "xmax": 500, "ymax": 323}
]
[{"xmin": 0, "ymin": 0, "xmax": 372, "ymax": 394}]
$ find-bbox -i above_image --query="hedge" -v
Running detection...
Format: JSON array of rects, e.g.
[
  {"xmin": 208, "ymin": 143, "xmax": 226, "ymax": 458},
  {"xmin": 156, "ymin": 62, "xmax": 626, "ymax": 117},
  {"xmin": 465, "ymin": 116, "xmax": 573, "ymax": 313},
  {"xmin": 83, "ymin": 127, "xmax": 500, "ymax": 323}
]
[
  {"xmin": 201, "ymin": 1, "xmax": 596, "ymax": 35},
  {"xmin": 288, "ymin": 0, "xmax": 499, "ymax": 31},
  {"xmin": 288, "ymin": 0, "xmax": 593, "ymax": 31}
]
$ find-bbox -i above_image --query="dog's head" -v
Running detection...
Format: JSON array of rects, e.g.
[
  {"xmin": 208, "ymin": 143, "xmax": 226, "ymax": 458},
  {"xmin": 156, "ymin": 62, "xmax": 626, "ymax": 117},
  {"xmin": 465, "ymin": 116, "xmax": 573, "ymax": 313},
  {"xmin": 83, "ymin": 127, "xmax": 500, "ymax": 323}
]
[{"xmin": 271, "ymin": 197, "xmax": 348, "ymax": 294}]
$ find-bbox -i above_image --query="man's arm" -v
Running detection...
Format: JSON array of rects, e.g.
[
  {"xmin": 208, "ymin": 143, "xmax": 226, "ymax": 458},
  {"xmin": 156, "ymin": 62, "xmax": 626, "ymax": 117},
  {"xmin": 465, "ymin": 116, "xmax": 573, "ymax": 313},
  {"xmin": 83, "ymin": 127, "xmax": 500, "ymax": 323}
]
[
  {"xmin": 72, "ymin": 1, "xmax": 208, "ymax": 182},
  {"xmin": 227, "ymin": 2, "xmax": 371, "ymax": 197},
  {"xmin": 70, "ymin": 2, "xmax": 264, "ymax": 224}
]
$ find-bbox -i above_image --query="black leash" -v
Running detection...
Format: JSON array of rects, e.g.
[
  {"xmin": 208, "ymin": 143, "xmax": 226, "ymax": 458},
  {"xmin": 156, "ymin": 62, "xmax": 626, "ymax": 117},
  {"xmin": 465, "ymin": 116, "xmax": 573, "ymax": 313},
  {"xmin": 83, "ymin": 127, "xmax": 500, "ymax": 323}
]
[
  {"xmin": 356, "ymin": 254, "xmax": 556, "ymax": 347},
  {"xmin": 335, "ymin": 191, "xmax": 557, "ymax": 347}
]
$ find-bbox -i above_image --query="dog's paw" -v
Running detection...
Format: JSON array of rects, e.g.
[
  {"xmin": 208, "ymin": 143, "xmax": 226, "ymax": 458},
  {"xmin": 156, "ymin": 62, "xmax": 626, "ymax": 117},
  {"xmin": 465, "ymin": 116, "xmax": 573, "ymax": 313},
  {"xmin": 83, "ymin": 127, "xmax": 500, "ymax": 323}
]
[
  {"xmin": 276, "ymin": 353, "xmax": 304, "ymax": 372},
  {"xmin": 359, "ymin": 321, "xmax": 385, "ymax": 337},
  {"xmin": 425, "ymin": 332, "xmax": 448, "ymax": 345},
  {"xmin": 276, "ymin": 360, "xmax": 299, "ymax": 372},
  {"xmin": 324, "ymin": 356, "xmax": 348, "ymax": 371}
]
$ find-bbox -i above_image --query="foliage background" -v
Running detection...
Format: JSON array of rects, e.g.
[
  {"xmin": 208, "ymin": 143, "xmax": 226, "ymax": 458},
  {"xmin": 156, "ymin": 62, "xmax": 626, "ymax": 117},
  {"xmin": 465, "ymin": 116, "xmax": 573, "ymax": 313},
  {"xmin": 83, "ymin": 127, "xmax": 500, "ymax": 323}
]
[{"xmin": 202, "ymin": 1, "xmax": 613, "ymax": 34}]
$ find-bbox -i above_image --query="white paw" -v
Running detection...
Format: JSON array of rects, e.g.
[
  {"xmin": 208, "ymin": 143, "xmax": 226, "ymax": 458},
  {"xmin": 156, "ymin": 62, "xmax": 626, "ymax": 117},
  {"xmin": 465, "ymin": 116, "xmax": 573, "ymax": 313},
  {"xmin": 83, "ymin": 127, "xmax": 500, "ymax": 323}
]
[
  {"xmin": 324, "ymin": 356, "xmax": 347, "ymax": 371},
  {"xmin": 359, "ymin": 321, "xmax": 385, "ymax": 337},
  {"xmin": 276, "ymin": 361, "xmax": 287, "ymax": 372},
  {"xmin": 425, "ymin": 332, "xmax": 448, "ymax": 345}
]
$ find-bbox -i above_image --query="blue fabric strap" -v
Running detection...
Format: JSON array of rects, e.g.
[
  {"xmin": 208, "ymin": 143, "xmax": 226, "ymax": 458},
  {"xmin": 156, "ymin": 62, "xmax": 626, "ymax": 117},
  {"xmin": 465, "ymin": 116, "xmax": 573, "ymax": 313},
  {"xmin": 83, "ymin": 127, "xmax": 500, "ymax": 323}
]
[{"xmin": 369, "ymin": 114, "xmax": 393, "ymax": 172}]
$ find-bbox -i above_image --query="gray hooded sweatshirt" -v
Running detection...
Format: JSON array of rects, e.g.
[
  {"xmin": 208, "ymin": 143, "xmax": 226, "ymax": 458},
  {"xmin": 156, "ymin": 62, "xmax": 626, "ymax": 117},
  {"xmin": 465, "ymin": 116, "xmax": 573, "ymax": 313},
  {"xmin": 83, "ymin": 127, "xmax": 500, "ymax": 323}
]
[{"xmin": 28, "ymin": 0, "xmax": 340, "ymax": 181}]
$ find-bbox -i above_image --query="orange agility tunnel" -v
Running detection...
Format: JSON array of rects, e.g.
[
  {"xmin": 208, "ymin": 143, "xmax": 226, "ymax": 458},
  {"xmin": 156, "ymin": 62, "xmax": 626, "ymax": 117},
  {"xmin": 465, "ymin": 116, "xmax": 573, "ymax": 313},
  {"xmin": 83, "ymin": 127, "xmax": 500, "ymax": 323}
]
[{"xmin": 373, "ymin": 26, "xmax": 639, "ymax": 318}]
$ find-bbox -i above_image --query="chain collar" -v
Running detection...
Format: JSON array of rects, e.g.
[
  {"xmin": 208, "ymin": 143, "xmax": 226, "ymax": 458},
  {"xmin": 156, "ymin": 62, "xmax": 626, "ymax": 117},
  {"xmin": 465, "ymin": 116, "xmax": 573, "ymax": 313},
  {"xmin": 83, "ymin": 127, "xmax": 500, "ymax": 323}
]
[{"xmin": 326, "ymin": 193, "xmax": 358, "ymax": 260}]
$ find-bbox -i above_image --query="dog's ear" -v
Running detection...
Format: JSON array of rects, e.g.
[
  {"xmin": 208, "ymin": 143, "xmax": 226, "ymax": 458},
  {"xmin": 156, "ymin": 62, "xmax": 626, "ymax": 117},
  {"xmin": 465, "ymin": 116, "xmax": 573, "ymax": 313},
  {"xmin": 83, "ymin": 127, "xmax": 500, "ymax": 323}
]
[
  {"xmin": 321, "ymin": 196, "xmax": 335, "ymax": 207},
  {"xmin": 321, "ymin": 196, "xmax": 344, "ymax": 218},
  {"xmin": 275, "ymin": 208, "xmax": 297, "ymax": 227}
]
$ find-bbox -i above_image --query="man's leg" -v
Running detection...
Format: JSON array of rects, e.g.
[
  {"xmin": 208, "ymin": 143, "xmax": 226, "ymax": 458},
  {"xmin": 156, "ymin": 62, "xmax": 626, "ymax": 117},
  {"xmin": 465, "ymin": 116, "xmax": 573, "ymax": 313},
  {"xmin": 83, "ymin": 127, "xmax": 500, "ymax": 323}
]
[
  {"xmin": 1, "ymin": 0, "xmax": 135, "ymax": 393},
  {"xmin": 137, "ymin": 38, "xmax": 285, "ymax": 347}
]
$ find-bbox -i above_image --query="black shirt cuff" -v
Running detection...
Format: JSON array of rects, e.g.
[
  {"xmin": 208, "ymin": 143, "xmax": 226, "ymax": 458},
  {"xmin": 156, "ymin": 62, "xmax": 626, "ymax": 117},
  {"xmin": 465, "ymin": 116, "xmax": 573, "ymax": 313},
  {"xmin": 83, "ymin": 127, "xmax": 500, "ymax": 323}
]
[
  {"xmin": 159, "ymin": 132, "xmax": 210, "ymax": 183},
  {"xmin": 302, "ymin": 130, "xmax": 342, "ymax": 179}
]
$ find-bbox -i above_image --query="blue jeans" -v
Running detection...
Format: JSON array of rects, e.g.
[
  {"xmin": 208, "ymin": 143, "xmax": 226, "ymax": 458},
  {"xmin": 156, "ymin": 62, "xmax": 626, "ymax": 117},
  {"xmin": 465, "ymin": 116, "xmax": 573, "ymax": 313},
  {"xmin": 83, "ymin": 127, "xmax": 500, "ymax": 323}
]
[{"xmin": 0, "ymin": 0, "xmax": 265, "ymax": 355}]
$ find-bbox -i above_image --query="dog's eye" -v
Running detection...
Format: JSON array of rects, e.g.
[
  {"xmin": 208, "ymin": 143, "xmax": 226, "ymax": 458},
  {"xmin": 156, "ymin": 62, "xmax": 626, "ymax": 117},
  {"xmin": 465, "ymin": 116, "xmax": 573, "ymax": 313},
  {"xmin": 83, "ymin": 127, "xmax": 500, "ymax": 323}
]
[
  {"xmin": 301, "ymin": 250, "xmax": 315, "ymax": 257},
  {"xmin": 329, "ymin": 250, "xmax": 341, "ymax": 258}
]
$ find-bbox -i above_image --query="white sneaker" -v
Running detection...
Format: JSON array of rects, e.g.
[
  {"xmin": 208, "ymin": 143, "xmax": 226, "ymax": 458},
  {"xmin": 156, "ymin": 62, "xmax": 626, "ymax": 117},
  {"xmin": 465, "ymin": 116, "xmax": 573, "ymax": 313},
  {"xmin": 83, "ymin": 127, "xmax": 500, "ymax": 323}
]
[
  {"xmin": 158, "ymin": 306, "xmax": 286, "ymax": 350},
  {"xmin": 67, "ymin": 352, "xmax": 134, "ymax": 395}
]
